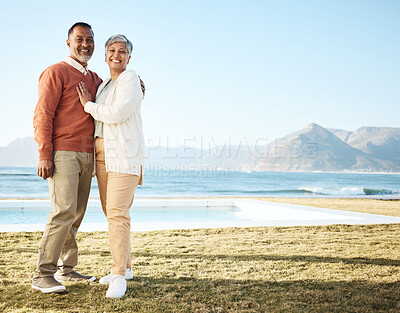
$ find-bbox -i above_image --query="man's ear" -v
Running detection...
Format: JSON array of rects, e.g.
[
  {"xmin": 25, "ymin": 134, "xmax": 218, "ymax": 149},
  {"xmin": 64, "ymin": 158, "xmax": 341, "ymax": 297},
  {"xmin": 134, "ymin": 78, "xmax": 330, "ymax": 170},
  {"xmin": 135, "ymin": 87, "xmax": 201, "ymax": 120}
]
[
  {"xmin": 66, "ymin": 39, "xmax": 70, "ymax": 48},
  {"xmin": 127, "ymin": 56, "xmax": 131, "ymax": 65}
]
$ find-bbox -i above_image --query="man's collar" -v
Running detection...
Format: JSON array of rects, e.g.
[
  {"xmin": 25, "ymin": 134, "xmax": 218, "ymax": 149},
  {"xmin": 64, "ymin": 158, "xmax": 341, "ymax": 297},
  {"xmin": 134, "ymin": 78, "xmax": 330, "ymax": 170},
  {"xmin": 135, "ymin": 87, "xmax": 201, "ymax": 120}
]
[{"xmin": 64, "ymin": 56, "xmax": 88, "ymax": 76}]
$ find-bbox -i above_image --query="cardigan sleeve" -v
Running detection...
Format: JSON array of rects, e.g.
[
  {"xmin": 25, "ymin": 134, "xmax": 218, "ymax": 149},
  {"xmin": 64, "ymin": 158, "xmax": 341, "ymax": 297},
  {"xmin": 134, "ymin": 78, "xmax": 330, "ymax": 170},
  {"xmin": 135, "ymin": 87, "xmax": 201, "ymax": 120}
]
[{"xmin": 84, "ymin": 72, "xmax": 142, "ymax": 124}]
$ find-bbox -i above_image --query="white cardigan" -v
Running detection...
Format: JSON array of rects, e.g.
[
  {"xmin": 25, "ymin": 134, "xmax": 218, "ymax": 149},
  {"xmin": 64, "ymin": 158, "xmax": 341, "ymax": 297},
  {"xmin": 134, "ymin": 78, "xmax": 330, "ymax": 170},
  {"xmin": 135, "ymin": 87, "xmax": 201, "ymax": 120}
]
[{"xmin": 84, "ymin": 69, "xmax": 145, "ymax": 176}]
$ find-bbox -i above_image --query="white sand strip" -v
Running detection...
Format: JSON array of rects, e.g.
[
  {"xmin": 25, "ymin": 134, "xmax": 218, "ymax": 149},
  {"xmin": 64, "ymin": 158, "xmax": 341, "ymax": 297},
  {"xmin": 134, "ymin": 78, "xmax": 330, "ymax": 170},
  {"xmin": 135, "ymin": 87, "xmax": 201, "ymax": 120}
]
[{"xmin": 0, "ymin": 199, "xmax": 399, "ymax": 232}]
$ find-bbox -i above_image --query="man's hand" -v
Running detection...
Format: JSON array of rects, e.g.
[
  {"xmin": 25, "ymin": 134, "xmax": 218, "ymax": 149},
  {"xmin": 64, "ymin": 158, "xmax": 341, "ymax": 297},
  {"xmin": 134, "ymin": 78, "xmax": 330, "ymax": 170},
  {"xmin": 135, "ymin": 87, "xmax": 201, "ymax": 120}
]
[
  {"xmin": 37, "ymin": 160, "xmax": 54, "ymax": 180},
  {"xmin": 139, "ymin": 76, "xmax": 146, "ymax": 98}
]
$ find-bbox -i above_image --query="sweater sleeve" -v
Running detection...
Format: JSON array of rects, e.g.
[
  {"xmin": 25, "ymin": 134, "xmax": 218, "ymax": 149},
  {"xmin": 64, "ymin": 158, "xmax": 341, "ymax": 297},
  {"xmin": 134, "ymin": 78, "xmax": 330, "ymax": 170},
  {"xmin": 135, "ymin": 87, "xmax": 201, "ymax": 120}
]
[
  {"xmin": 33, "ymin": 67, "xmax": 62, "ymax": 160},
  {"xmin": 84, "ymin": 72, "xmax": 142, "ymax": 124}
]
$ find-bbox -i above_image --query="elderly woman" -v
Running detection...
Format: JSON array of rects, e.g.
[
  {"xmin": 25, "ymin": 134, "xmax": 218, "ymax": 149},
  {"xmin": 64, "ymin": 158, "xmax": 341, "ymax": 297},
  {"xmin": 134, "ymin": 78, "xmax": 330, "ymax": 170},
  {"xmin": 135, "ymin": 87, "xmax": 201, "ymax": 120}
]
[{"xmin": 77, "ymin": 34, "xmax": 145, "ymax": 298}]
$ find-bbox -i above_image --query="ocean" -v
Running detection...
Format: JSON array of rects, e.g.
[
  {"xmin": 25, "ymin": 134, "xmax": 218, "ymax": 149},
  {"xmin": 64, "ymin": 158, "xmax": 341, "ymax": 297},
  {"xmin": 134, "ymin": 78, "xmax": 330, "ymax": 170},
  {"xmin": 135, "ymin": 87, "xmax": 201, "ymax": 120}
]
[{"xmin": 0, "ymin": 166, "xmax": 399, "ymax": 198}]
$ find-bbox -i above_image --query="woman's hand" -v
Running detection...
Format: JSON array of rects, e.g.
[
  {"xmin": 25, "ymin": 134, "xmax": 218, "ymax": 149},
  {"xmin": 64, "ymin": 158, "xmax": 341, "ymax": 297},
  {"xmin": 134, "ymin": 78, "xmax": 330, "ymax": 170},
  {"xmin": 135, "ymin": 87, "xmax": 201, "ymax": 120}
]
[{"xmin": 76, "ymin": 82, "xmax": 92, "ymax": 106}]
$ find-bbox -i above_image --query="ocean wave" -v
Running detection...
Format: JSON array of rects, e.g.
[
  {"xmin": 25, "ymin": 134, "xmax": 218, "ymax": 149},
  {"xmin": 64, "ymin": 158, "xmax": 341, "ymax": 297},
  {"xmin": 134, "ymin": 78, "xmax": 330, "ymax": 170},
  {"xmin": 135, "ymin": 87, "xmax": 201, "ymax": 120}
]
[
  {"xmin": 0, "ymin": 173, "xmax": 37, "ymax": 177},
  {"xmin": 265, "ymin": 189, "xmax": 317, "ymax": 194},
  {"xmin": 362, "ymin": 188, "xmax": 396, "ymax": 195},
  {"xmin": 300, "ymin": 186, "xmax": 364, "ymax": 195},
  {"xmin": 299, "ymin": 186, "xmax": 398, "ymax": 196},
  {"xmin": 211, "ymin": 189, "xmax": 319, "ymax": 195}
]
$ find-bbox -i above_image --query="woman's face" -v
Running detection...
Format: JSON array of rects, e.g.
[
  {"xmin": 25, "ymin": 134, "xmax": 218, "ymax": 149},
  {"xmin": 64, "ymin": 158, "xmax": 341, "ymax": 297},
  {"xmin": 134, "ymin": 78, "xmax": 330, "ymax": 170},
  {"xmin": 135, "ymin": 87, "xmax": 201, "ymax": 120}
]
[{"xmin": 106, "ymin": 42, "xmax": 131, "ymax": 73}]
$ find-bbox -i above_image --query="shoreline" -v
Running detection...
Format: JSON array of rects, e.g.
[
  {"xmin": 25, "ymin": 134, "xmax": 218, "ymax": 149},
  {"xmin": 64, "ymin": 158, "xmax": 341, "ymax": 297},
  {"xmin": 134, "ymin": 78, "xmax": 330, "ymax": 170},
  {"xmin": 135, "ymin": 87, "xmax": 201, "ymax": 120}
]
[
  {"xmin": 1, "ymin": 198, "xmax": 399, "ymax": 232},
  {"xmin": 0, "ymin": 195, "xmax": 400, "ymax": 200},
  {"xmin": 2, "ymin": 166, "xmax": 400, "ymax": 174}
]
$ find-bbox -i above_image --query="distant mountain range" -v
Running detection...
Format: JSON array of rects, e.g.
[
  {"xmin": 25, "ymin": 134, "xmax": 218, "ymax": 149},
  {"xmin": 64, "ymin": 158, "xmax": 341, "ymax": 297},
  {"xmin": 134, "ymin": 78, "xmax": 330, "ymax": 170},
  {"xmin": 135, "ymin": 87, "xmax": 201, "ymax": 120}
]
[
  {"xmin": 1, "ymin": 123, "xmax": 399, "ymax": 173},
  {"xmin": 195, "ymin": 123, "xmax": 400, "ymax": 173}
]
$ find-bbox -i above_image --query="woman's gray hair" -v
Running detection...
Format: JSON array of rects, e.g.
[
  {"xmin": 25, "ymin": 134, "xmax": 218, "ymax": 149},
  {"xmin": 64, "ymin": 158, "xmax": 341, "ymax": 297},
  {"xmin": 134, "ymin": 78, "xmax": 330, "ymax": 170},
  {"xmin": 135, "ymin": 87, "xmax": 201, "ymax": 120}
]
[{"xmin": 105, "ymin": 34, "xmax": 133, "ymax": 56}]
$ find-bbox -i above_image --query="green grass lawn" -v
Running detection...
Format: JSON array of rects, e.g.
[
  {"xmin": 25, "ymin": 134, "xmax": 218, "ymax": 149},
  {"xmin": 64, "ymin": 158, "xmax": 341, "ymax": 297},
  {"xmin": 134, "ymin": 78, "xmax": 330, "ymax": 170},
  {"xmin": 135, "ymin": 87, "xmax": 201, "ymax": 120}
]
[{"xmin": 0, "ymin": 199, "xmax": 399, "ymax": 312}]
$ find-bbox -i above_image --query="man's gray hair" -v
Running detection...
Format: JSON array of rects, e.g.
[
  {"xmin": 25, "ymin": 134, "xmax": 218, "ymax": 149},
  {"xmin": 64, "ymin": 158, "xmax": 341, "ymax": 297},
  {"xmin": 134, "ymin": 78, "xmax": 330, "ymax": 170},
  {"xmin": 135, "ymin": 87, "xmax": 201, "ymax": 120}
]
[{"xmin": 105, "ymin": 34, "xmax": 133, "ymax": 56}]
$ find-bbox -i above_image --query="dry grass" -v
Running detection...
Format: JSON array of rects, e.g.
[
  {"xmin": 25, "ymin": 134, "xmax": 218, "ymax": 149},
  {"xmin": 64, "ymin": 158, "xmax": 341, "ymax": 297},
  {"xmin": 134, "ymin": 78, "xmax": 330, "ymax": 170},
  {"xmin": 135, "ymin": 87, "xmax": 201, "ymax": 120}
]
[
  {"xmin": 0, "ymin": 199, "xmax": 399, "ymax": 312},
  {"xmin": 0, "ymin": 225, "xmax": 398, "ymax": 312}
]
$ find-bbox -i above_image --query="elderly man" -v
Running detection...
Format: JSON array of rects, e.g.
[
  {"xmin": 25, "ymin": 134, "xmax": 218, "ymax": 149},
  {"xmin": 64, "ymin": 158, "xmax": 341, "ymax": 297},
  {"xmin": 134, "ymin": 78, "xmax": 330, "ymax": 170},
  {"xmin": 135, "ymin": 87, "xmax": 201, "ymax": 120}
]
[
  {"xmin": 30, "ymin": 21, "xmax": 120, "ymax": 294},
  {"xmin": 32, "ymin": 22, "xmax": 102, "ymax": 293}
]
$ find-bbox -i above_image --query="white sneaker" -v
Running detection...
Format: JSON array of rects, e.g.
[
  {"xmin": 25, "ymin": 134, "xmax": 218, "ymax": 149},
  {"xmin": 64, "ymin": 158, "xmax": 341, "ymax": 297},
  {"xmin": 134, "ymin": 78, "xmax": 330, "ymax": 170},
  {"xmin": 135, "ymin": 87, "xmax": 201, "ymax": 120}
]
[
  {"xmin": 125, "ymin": 268, "xmax": 133, "ymax": 280},
  {"xmin": 99, "ymin": 268, "xmax": 133, "ymax": 284},
  {"xmin": 106, "ymin": 275, "xmax": 126, "ymax": 298}
]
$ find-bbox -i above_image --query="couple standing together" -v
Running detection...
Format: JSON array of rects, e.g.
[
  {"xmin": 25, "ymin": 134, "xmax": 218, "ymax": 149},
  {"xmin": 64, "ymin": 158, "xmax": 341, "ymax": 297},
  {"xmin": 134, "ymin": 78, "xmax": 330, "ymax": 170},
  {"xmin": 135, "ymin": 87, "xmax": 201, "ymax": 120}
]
[{"xmin": 31, "ymin": 22, "xmax": 146, "ymax": 299}]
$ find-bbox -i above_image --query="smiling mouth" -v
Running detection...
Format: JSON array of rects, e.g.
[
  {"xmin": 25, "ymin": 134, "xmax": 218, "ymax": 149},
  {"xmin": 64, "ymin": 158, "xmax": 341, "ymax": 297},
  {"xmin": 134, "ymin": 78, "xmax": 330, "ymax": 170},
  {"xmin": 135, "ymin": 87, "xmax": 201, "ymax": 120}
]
[{"xmin": 111, "ymin": 60, "xmax": 121, "ymax": 63}]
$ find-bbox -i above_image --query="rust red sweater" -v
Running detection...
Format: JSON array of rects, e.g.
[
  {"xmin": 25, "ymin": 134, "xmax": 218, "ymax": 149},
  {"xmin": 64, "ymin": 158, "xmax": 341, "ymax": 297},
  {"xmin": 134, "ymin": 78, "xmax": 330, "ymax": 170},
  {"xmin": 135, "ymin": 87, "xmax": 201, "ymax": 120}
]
[{"xmin": 33, "ymin": 61, "xmax": 102, "ymax": 160}]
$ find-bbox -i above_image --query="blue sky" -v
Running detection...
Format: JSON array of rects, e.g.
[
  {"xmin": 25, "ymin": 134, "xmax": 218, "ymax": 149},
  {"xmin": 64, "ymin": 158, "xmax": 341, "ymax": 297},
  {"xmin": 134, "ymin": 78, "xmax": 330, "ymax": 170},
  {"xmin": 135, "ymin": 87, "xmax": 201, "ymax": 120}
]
[{"xmin": 1, "ymin": 0, "xmax": 399, "ymax": 147}]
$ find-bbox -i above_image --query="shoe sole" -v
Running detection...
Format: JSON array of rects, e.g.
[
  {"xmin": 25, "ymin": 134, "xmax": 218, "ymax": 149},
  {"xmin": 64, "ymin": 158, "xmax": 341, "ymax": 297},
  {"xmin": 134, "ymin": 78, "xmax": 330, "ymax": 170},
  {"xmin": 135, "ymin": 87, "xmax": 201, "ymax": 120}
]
[
  {"xmin": 100, "ymin": 277, "xmax": 133, "ymax": 284},
  {"xmin": 106, "ymin": 288, "xmax": 127, "ymax": 299},
  {"xmin": 106, "ymin": 293, "xmax": 126, "ymax": 298},
  {"xmin": 31, "ymin": 284, "xmax": 66, "ymax": 294},
  {"xmin": 55, "ymin": 276, "xmax": 96, "ymax": 282}
]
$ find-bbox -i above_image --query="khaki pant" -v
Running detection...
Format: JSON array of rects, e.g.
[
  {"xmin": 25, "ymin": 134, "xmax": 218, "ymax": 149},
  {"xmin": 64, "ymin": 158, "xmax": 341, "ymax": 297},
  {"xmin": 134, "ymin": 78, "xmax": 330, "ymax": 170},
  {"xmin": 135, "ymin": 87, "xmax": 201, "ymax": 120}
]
[
  {"xmin": 35, "ymin": 151, "xmax": 93, "ymax": 277},
  {"xmin": 95, "ymin": 138, "xmax": 140, "ymax": 276}
]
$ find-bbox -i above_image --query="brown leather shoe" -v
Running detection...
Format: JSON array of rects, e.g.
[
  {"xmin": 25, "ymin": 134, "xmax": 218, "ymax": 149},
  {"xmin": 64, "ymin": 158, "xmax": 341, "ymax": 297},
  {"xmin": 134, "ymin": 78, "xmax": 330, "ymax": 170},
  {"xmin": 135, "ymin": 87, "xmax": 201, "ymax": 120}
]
[
  {"xmin": 55, "ymin": 270, "xmax": 96, "ymax": 282},
  {"xmin": 31, "ymin": 276, "xmax": 66, "ymax": 293}
]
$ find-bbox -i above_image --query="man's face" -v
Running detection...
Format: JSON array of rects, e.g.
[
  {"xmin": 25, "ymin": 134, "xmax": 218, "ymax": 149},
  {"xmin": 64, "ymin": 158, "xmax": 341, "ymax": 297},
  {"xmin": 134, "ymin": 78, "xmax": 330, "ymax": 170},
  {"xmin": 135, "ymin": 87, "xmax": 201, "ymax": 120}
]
[{"xmin": 67, "ymin": 26, "xmax": 94, "ymax": 65}]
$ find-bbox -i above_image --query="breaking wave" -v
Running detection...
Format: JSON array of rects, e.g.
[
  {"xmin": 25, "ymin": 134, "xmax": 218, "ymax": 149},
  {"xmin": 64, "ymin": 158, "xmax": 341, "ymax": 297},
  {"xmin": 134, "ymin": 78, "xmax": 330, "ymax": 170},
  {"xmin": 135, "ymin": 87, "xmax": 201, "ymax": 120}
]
[
  {"xmin": 299, "ymin": 186, "xmax": 398, "ymax": 196},
  {"xmin": 362, "ymin": 188, "xmax": 396, "ymax": 195}
]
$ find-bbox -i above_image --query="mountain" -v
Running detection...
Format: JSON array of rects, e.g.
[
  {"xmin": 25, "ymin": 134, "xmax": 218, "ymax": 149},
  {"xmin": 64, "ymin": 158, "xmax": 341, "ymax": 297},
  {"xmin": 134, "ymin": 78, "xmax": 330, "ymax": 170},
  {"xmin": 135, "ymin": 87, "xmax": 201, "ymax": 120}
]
[
  {"xmin": 1, "ymin": 124, "xmax": 399, "ymax": 172},
  {"xmin": 245, "ymin": 123, "xmax": 398, "ymax": 172},
  {"xmin": 0, "ymin": 137, "xmax": 38, "ymax": 167},
  {"xmin": 346, "ymin": 127, "xmax": 400, "ymax": 162},
  {"xmin": 328, "ymin": 128, "xmax": 353, "ymax": 142}
]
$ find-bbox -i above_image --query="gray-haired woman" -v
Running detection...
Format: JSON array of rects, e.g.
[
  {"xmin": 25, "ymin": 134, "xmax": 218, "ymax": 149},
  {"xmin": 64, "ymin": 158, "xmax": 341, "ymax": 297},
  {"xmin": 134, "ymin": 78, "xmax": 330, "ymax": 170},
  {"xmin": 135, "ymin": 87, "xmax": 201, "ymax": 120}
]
[{"xmin": 77, "ymin": 34, "xmax": 145, "ymax": 298}]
